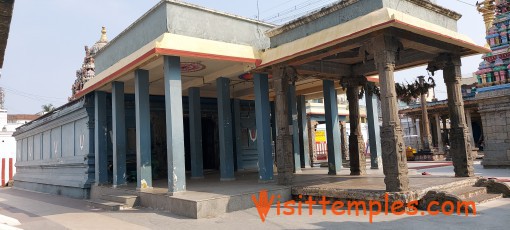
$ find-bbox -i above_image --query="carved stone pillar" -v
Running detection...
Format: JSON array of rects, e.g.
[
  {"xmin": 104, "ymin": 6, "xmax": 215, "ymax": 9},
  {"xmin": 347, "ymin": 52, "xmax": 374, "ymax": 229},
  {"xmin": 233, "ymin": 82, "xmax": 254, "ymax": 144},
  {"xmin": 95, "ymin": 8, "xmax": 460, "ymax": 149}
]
[
  {"xmin": 309, "ymin": 119, "xmax": 319, "ymax": 166},
  {"xmin": 343, "ymin": 77, "xmax": 366, "ymax": 176},
  {"xmin": 273, "ymin": 64, "xmax": 295, "ymax": 185},
  {"xmin": 465, "ymin": 110, "xmax": 476, "ymax": 149},
  {"xmin": 418, "ymin": 76, "xmax": 433, "ymax": 151},
  {"xmin": 428, "ymin": 54, "xmax": 474, "ymax": 177},
  {"xmin": 372, "ymin": 35, "xmax": 409, "ymax": 192},
  {"xmin": 434, "ymin": 114, "xmax": 444, "ymax": 154},
  {"xmin": 340, "ymin": 121, "xmax": 348, "ymax": 161},
  {"xmin": 412, "ymin": 117, "xmax": 423, "ymax": 150}
]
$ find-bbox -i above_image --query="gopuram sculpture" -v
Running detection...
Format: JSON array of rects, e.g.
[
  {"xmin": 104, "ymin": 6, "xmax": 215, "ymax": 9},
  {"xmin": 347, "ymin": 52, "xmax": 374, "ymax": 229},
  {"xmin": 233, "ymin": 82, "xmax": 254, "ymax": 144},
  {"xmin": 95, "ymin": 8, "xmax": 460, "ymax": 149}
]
[{"xmin": 71, "ymin": 27, "xmax": 109, "ymax": 98}]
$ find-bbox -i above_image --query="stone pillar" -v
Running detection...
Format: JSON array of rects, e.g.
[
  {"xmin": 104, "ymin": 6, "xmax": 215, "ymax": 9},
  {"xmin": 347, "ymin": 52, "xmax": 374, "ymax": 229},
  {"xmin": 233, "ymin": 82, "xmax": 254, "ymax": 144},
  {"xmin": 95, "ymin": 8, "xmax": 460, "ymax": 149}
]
[
  {"xmin": 442, "ymin": 117, "xmax": 448, "ymax": 143},
  {"xmin": 344, "ymin": 77, "xmax": 366, "ymax": 176},
  {"xmin": 373, "ymin": 35, "xmax": 409, "ymax": 192},
  {"xmin": 298, "ymin": 96, "xmax": 311, "ymax": 168},
  {"xmin": 413, "ymin": 117, "xmax": 423, "ymax": 150},
  {"xmin": 233, "ymin": 99, "xmax": 243, "ymax": 171},
  {"xmin": 254, "ymin": 73, "xmax": 274, "ymax": 181},
  {"xmin": 217, "ymin": 77, "xmax": 235, "ymax": 181},
  {"xmin": 134, "ymin": 69, "xmax": 152, "ymax": 190},
  {"xmin": 189, "ymin": 87, "xmax": 204, "ymax": 179},
  {"xmin": 164, "ymin": 56, "xmax": 187, "ymax": 193},
  {"xmin": 323, "ymin": 80, "xmax": 342, "ymax": 175},
  {"xmin": 94, "ymin": 91, "xmax": 108, "ymax": 186},
  {"xmin": 465, "ymin": 110, "xmax": 476, "ymax": 148},
  {"xmin": 429, "ymin": 54, "xmax": 474, "ymax": 177},
  {"xmin": 112, "ymin": 82, "xmax": 127, "ymax": 187},
  {"xmin": 270, "ymin": 101, "xmax": 277, "ymax": 159},
  {"xmin": 288, "ymin": 83, "xmax": 302, "ymax": 173},
  {"xmin": 273, "ymin": 65, "xmax": 294, "ymax": 185},
  {"xmin": 366, "ymin": 82, "xmax": 382, "ymax": 169},
  {"xmin": 419, "ymin": 76, "xmax": 433, "ymax": 151},
  {"xmin": 309, "ymin": 120, "xmax": 318, "ymax": 165},
  {"xmin": 434, "ymin": 114, "xmax": 444, "ymax": 154},
  {"xmin": 340, "ymin": 121, "xmax": 348, "ymax": 162}
]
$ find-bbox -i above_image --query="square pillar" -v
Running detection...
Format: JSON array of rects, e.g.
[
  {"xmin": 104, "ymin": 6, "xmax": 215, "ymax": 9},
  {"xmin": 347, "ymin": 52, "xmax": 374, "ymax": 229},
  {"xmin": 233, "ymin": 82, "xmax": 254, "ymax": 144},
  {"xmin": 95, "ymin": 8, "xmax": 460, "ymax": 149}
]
[
  {"xmin": 365, "ymin": 82, "xmax": 382, "ymax": 169},
  {"xmin": 323, "ymin": 80, "xmax": 342, "ymax": 175},
  {"xmin": 373, "ymin": 35, "xmax": 409, "ymax": 192},
  {"xmin": 189, "ymin": 87, "xmax": 204, "ymax": 179},
  {"xmin": 297, "ymin": 95, "xmax": 311, "ymax": 168},
  {"xmin": 434, "ymin": 114, "xmax": 444, "ymax": 153},
  {"xmin": 112, "ymin": 82, "xmax": 127, "ymax": 187},
  {"xmin": 345, "ymin": 78, "xmax": 366, "ymax": 176},
  {"xmin": 217, "ymin": 77, "xmax": 235, "ymax": 181},
  {"xmin": 273, "ymin": 65, "xmax": 294, "ymax": 185},
  {"xmin": 233, "ymin": 99, "xmax": 243, "ymax": 171},
  {"xmin": 270, "ymin": 101, "xmax": 277, "ymax": 157},
  {"xmin": 94, "ymin": 91, "xmax": 108, "ymax": 185},
  {"xmin": 164, "ymin": 56, "xmax": 187, "ymax": 193},
  {"xmin": 254, "ymin": 73, "xmax": 274, "ymax": 181},
  {"xmin": 465, "ymin": 110, "xmax": 476, "ymax": 148},
  {"xmin": 433, "ymin": 54, "xmax": 474, "ymax": 177},
  {"xmin": 288, "ymin": 83, "xmax": 302, "ymax": 173},
  {"xmin": 340, "ymin": 121, "xmax": 348, "ymax": 161},
  {"xmin": 134, "ymin": 69, "xmax": 152, "ymax": 190}
]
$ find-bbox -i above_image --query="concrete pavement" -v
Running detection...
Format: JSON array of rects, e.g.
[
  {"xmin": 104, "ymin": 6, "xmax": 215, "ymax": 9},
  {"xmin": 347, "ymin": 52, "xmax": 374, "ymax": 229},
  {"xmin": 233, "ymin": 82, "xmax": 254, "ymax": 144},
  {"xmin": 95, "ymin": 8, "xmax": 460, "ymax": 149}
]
[{"xmin": 0, "ymin": 160, "xmax": 508, "ymax": 230}]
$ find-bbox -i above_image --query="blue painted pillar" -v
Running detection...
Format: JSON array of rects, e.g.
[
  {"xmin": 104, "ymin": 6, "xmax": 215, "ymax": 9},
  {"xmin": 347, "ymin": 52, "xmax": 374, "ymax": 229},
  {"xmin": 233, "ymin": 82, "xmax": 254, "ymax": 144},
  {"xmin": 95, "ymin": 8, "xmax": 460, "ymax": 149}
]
[
  {"xmin": 254, "ymin": 73, "xmax": 274, "ymax": 181},
  {"xmin": 95, "ymin": 91, "xmax": 108, "ymax": 185},
  {"xmin": 112, "ymin": 82, "xmax": 127, "ymax": 187},
  {"xmin": 287, "ymin": 83, "xmax": 302, "ymax": 173},
  {"xmin": 323, "ymin": 80, "xmax": 342, "ymax": 175},
  {"xmin": 164, "ymin": 56, "xmax": 187, "ymax": 194},
  {"xmin": 134, "ymin": 69, "xmax": 152, "ymax": 190},
  {"xmin": 298, "ymin": 95, "xmax": 311, "ymax": 168},
  {"xmin": 217, "ymin": 77, "xmax": 235, "ymax": 181},
  {"xmin": 366, "ymin": 82, "xmax": 382, "ymax": 169},
  {"xmin": 188, "ymin": 87, "xmax": 204, "ymax": 179},
  {"xmin": 233, "ymin": 99, "xmax": 243, "ymax": 171}
]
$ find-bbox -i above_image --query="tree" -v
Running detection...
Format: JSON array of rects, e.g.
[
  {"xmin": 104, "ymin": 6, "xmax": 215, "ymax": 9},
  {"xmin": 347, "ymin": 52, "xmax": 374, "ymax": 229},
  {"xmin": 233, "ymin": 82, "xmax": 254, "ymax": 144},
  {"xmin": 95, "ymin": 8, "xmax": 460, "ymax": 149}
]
[{"xmin": 41, "ymin": 104, "xmax": 54, "ymax": 113}]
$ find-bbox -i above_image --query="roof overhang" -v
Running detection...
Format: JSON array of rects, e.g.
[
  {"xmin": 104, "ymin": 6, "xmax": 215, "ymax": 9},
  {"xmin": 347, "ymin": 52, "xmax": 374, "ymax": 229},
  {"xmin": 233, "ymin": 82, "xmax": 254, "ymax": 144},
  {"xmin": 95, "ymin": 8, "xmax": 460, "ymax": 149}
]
[
  {"xmin": 74, "ymin": 33, "xmax": 262, "ymax": 99},
  {"xmin": 259, "ymin": 8, "xmax": 489, "ymax": 70},
  {"xmin": 0, "ymin": 0, "xmax": 14, "ymax": 69}
]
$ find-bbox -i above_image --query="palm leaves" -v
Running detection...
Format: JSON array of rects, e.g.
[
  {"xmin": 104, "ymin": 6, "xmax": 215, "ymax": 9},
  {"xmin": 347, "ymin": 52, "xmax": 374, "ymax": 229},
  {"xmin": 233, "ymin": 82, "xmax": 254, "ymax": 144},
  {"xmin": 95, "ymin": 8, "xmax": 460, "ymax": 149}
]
[
  {"xmin": 362, "ymin": 76, "xmax": 435, "ymax": 104},
  {"xmin": 395, "ymin": 76, "xmax": 436, "ymax": 104}
]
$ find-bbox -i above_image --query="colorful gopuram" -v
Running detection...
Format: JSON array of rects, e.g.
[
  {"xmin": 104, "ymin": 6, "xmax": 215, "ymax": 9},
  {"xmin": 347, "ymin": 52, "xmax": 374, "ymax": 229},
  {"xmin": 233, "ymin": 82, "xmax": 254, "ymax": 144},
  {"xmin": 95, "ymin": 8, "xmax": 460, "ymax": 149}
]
[
  {"xmin": 476, "ymin": 0, "xmax": 510, "ymax": 86},
  {"xmin": 476, "ymin": 0, "xmax": 510, "ymax": 168}
]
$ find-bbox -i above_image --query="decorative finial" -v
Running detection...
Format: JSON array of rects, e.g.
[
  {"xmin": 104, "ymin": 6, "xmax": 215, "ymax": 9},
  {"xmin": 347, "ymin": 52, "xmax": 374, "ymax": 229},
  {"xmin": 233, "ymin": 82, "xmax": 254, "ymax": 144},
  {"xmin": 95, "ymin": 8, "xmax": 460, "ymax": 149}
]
[
  {"xmin": 100, "ymin": 26, "xmax": 108, "ymax": 43},
  {"xmin": 477, "ymin": 0, "xmax": 496, "ymax": 33}
]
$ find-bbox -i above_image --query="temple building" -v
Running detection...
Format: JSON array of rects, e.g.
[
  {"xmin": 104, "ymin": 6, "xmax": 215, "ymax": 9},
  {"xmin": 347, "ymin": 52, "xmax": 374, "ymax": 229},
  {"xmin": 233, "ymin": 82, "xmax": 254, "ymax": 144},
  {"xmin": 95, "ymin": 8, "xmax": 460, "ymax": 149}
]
[
  {"xmin": 400, "ymin": 0, "xmax": 510, "ymax": 168},
  {"xmin": 12, "ymin": 0, "xmax": 497, "ymax": 218}
]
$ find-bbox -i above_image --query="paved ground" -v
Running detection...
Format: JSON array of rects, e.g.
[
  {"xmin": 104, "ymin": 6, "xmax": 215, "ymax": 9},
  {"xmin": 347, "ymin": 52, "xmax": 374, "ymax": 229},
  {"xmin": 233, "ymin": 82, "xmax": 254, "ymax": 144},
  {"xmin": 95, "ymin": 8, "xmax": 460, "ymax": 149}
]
[{"xmin": 0, "ymin": 160, "xmax": 509, "ymax": 230}]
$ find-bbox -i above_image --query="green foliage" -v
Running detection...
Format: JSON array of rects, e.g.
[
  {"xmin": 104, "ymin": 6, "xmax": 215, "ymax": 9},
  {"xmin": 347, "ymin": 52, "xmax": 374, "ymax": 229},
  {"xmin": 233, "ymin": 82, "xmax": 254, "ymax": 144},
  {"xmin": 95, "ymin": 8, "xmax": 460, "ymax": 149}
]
[{"xmin": 41, "ymin": 104, "xmax": 54, "ymax": 112}]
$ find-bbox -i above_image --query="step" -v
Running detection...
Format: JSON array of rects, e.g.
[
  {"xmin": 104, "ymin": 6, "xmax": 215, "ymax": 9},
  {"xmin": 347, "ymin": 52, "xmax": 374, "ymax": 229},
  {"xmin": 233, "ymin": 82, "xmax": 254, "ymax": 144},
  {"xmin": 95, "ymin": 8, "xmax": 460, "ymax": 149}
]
[
  {"xmin": 464, "ymin": 193, "xmax": 503, "ymax": 204},
  {"xmin": 87, "ymin": 199, "xmax": 127, "ymax": 211},
  {"xmin": 448, "ymin": 186, "xmax": 487, "ymax": 200},
  {"xmin": 101, "ymin": 194, "xmax": 138, "ymax": 207}
]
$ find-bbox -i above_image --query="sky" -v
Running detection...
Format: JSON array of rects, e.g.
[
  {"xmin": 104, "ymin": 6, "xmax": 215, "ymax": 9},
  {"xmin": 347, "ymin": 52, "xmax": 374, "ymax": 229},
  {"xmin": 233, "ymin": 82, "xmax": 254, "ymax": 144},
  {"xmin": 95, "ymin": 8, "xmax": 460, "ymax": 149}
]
[{"xmin": 0, "ymin": 0, "xmax": 486, "ymax": 114}]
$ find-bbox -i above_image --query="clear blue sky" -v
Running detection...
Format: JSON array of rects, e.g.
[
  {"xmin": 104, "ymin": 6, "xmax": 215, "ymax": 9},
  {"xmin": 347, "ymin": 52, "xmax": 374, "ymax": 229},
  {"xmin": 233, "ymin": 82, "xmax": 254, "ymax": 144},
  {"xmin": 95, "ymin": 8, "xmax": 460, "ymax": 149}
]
[{"xmin": 0, "ymin": 0, "xmax": 485, "ymax": 114}]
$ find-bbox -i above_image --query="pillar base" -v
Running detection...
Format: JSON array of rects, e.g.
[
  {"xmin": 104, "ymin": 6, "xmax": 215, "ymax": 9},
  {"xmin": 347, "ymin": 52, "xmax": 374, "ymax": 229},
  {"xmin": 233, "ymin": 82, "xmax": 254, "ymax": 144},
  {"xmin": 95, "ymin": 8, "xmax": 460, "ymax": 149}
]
[
  {"xmin": 220, "ymin": 178, "xmax": 236, "ymax": 182},
  {"xmin": 136, "ymin": 187, "xmax": 154, "ymax": 192},
  {"xmin": 167, "ymin": 191, "xmax": 185, "ymax": 196},
  {"xmin": 258, "ymin": 179, "xmax": 275, "ymax": 184},
  {"xmin": 112, "ymin": 183, "xmax": 127, "ymax": 189}
]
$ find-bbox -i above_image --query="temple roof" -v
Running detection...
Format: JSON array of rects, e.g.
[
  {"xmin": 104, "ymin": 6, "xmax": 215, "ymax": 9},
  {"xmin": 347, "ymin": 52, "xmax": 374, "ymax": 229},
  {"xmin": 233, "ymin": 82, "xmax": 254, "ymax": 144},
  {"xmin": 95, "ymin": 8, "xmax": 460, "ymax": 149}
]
[{"xmin": 0, "ymin": 0, "xmax": 14, "ymax": 69}]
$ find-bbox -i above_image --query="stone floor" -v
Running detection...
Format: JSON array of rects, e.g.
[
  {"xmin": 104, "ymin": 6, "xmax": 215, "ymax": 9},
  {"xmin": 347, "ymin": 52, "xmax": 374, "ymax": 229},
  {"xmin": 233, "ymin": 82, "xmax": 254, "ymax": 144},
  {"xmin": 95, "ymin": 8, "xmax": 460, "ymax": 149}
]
[{"xmin": 112, "ymin": 161, "xmax": 482, "ymax": 202}]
